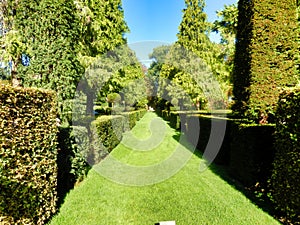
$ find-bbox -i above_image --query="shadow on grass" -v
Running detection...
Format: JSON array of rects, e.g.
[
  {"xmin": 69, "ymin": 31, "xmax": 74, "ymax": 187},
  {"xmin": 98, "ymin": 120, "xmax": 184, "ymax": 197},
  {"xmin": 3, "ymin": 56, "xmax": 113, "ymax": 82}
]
[{"xmin": 172, "ymin": 131, "xmax": 280, "ymax": 224}]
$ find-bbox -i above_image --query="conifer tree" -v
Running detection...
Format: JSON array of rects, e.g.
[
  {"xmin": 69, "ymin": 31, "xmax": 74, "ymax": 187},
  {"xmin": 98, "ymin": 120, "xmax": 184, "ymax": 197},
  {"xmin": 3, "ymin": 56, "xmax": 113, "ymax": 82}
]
[
  {"xmin": 177, "ymin": 0, "xmax": 210, "ymax": 55},
  {"xmin": 156, "ymin": 0, "xmax": 227, "ymax": 109},
  {"xmin": 177, "ymin": 0, "xmax": 230, "ymax": 85},
  {"xmin": 232, "ymin": 0, "xmax": 298, "ymax": 122},
  {"xmin": 75, "ymin": 0, "xmax": 129, "ymax": 68},
  {"xmin": 12, "ymin": 0, "xmax": 83, "ymax": 123}
]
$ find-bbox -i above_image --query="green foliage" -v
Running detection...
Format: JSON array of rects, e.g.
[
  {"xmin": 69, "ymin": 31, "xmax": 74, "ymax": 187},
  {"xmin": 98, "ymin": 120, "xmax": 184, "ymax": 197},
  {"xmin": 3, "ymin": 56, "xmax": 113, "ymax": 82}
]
[
  {"xmin": 92, "ymin": 110, "xmax": 147, "ymax": 153},
  {"xmin": 75, "ymin": 0, "xmax": 129, "ymax": 67},
  {"xmin": 270, "ymin": 88, "xmax": 300, "ymax": 222},
  {"xmin": 232, "ymin": 0, "xmax": 299, "ymax": 122},
  {"xmin": 213, "ymin": 3, "xmax": 238, "ymax": 45},
  {"xmin": 107, "ymin": 93, "xmax": 121, "ymax": 104},
  {"xmin": 157, "ymin": 44, "xmax": 224, "ymax": 110},
  {"xmin": 99, "ymin": 46, "xmax": 145, "ymax": 98},
  {"xmin": 0, "ymin": 84, "xmax": 58, "ymax": 224},
  {"xmin": 185, "ymin": 114, "xmax": 234, "ymax": 165},
  {"xmin": 177, "ymin": 0, "xmax": 231, "ymax": 97},
  {"xmin": 3, "ymin": 0, "xmax": 131, "ymax": 124},
  {"xmin": 213, "ymin": 3, "xmax": 238, "ymax": 92},
  {"xmin": 177, "ymin": 0, "xmax": 210, "ymax": 54},
  {"xmin": 230, "ymin": 123, "xmax": 275, "ymax": 186},
  {"xmin": 92, "ymin": 115, "xmax": 124, "ymax": 153},
  {"xmin": 57, "ymin": 109, "xmax": 147, "ymax": 190},
  {"xmin": 81, "ymin": 45, "xmax": 146, "ymax": 116},
  {"xmin": 10, "ymin": 0, "xmax": 84, "ymax": 124},
  {"xmin": 151, "ymin": 0, "xmax": 229, "ymax": 110}
]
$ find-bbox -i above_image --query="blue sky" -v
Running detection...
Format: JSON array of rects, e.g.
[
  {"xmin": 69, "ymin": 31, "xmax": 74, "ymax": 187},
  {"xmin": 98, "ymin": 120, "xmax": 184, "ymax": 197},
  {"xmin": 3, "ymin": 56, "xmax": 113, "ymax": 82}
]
[{"xmin": 122, "ymin": 0, "xmax": 238, "ymax": 44}]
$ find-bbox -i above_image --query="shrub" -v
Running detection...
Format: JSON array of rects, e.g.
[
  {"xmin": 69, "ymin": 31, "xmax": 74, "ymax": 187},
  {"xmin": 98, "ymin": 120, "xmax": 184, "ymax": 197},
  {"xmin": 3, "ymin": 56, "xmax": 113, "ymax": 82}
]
[
  {"xmin": 230, "ymin": 123, "xmax": 275, "ymax": 186},
  {"xmin": 0, "ymin": 84, "xmax": 57, "ymax": 224},
  {"xmin": 56, "ymin": 126, "xmax": 77, "ymax": 204},
  {"xmin": 92, "ymin": 109, "xmax": 147, "ymax": 152},
  {"xmin": 120, "ymin": 110, "xmax": 145, "ymax": 131},
  {"xmin": 169, "ymin": 111, "xmax": 181, "ymax": 130},
  {"xmin": 185, "ymin": 113, "xmax": 276, "ymax": 184},
  {"xmin": 57, "ymin": 109, "xmax": 147, "ymax": 191},
  {"xmin": 232, "ymin": 0, "xmax": 298, "ymax": 122},
  {"xmin": 92, "ymin": 115, "xmax": 125, "ymax": 153},
  {"xmin": 186, "ymin": 114, "xmax": 231, "ymax": 165},
  {"xmin": 270, "ymin": 88, "xmax": 300, "ymax": 222},
  {"xmin": 107, "ymin": 93, "xmax": 121, "ymax": 105}
]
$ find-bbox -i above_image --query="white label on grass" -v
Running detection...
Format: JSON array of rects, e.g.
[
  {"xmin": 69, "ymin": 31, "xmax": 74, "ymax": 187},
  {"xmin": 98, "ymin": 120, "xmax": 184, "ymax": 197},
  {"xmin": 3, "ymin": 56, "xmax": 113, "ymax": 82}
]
[{"xmin": 158, "ymin": 221, "xmax": 176, "ymax": 225}]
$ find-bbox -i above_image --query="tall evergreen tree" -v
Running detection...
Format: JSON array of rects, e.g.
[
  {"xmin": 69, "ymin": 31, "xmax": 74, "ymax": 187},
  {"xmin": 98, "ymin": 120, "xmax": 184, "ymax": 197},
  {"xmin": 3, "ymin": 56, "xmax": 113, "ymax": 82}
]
[
  {"xmin": 177, "ymin": 0, "xmax": 231, "ymax": 87},
  {"xmin": 12, "ymin": 0, "xmax": 84, "ymax": 123},
  {"xmin": 177, "ymin": 0, "xmax": 210, "ymax": 54},
  {"xmin": 75, "ymin": 0, "xmax": 129, "ymax": 68},
  {"xmin": 156, "ymin": 0, "xmax": 227, "ymax": 109},
  {"xmin": 213, "ymin": 3, "xmax": 239, "ymax": 99}
]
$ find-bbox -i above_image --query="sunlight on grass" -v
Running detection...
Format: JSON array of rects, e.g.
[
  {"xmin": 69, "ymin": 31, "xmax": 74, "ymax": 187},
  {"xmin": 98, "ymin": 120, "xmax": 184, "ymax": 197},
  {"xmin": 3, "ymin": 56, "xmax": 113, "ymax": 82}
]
[{"xmin": 49, "ymin": 112, "xmax": 280, "ymax": 225}]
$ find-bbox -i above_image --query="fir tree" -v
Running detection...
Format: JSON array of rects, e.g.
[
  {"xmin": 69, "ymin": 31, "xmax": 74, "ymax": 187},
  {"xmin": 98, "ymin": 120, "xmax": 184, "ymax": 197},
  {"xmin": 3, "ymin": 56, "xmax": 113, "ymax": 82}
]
[
  {"xmin": 177, "ymin": 0, "xmax": 210, "ymax": 55},
  {"xmin": 13, "ymin": 0, "xmax": 84, "ymax": 123},
  {"xmin": 76, "ymin": 0, "xmax": 129, "ymax": 68}
]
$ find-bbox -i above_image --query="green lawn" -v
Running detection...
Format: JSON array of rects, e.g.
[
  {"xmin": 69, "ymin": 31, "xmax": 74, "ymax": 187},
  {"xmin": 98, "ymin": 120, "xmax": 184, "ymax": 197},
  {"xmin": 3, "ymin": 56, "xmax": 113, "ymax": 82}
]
[{"xmin": 49, "ymin": 112, "xmax": 280, "ymax": 225}]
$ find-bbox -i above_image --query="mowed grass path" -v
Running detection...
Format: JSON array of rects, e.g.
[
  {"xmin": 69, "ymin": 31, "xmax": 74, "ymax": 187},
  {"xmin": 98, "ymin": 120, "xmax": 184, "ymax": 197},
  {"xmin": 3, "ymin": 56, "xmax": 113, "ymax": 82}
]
[{"xmin": 49, "ymin": 112, "xmax": 280, "ymax": 225}]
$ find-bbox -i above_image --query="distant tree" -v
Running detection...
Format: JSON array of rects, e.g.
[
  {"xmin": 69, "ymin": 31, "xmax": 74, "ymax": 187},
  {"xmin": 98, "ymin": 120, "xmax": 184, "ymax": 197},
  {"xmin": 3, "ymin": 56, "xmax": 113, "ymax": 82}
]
[
  {"xmin": 212, "ymin": 3, "xmax": 238, "ymax": 99},
  {"xmin": 155, "ymin": 0, "xmax": 226, "ymax": 109},
  {"xmin": 147, "ymin": 45, "xmax": 171, "ymax": 107},
  {"xmin": 97, "ymin": 45, "xmax": 145, "ymax": 105},
  {"xmin": 177, "ymin": 0, "xmax": 210, "ymax": 56},
  {"xmin": 213, "ymin": 4, "xmax": 238, "ymax": 45}
]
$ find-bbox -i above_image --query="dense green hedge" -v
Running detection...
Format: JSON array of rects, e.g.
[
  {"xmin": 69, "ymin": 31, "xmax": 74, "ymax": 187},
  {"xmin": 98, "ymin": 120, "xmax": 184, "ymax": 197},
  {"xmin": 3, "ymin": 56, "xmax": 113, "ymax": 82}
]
[
  {"xmin": 185, "ymin": 114, "xmax": 232, "ymax": 165},
  {"xmin": 92, "ymin": 115, "xmax": 125, "ymax": 153},
  {"xmin": 270, "ymin": 88, "xmax": 300, "ymax": 222},
  {"xmin": 57, "ymin": 109, "xmax": 147, "ymax": 187},
  {"xmin": 0, "ymin": 84, "xmax": 58, "ymax": 224},
  {"xmin": 232, "ymin": 0, "xmax": 298, "ymax": 122},
  {"xmin": 184, "ymin": 113, "xmax": 276, "ymax": 185},
  {"xmin": 230, "ymin": 123, "xmax": 275, "ymax": 186}
]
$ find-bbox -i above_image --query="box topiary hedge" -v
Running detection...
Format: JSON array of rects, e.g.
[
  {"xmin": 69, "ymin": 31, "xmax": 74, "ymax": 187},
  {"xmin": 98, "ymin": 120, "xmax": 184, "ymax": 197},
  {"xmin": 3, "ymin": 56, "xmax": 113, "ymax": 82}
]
[
  {"xmin": 92, "ymin": 109, "xmax": 147, "ymax": 153},
  {"xmin": 185, "ymin": 114, "xmax": 232, "ymax": 165},
  {"xmin": 270, "ymin": 88, "xmax": 300, "ymax": 222},
  {"xmin": 92, "ymin": 115, "xmax": 125, "ymax": 153},
  {"xmin": 0, "ymin": 83, "xmax": 58, "ymax": 224},
  {"xmin": 185, "ymin": 113, "xmax": 276, "ymax": 185},
  {"xmin": 57, "ymin": 109, "xmax": 147, "ymax": 190},
  {"xmin": 230, "ymin": 123, "xmax": 275, "ymax": 186}
]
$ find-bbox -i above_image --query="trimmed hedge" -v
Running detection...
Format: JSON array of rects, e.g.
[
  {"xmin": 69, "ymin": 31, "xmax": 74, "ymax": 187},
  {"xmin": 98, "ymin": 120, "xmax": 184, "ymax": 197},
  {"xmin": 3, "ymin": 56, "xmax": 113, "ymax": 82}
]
[
  {"xmin": 270, "ymin": 88, "xmax": 300, "ymax": 222},
  {"xmin": 184, "ymin": 114, "xmax": 276, "ymax": 186},
  {"xmin": 58, "ymin": 109, "xmax": 147, "ymax": 186},
  {"xmin": 230, "ymin": 123, "xmax": 275, "ymax": 186},
  {"xmin": 0, "ymin": 84, "xmax": 58, "ymax": 224},
  {"xmin": 185, "ymin": 114, "xmax": 232, "ymax": 165},
  {"xmin": 92, "ymin": 115, "xmax": 125, "ymax": 153},
  {"xmin": 233, "ymin": 0, "xmax": 298, "ymax": 122}
]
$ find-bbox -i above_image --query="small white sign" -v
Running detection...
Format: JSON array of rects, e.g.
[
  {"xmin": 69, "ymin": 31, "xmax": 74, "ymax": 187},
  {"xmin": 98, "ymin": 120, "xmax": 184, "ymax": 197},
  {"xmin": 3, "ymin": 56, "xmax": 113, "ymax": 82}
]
[{"xmin": 157, "ymin": 221, "xmax": 176, "ymax": 225}]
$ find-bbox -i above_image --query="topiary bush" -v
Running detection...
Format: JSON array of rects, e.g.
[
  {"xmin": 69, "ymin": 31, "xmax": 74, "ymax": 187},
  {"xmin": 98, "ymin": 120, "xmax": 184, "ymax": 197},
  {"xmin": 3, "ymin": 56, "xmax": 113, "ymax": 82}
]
[
  {"xmin": 230, "ymin": 123, "xmax": 275, "ymax": 186},
  {"xmin": 92, "ymin": 110, "xmax": 147, "ymax": 152},
  {"xmin": 92, "ymin": 115, "xmax": 124, "ymax": 153},
  {"xmin": 0, "ymin": 83, "xmax": 58, "ymax": 224},
  {"xmin": 270, "ymin": 88, "xmax": 300, "ymax": 223},
  {"xmin": 185, "ymin": 114, "xmax": 232, "ymax": 165},
  {"xmin": 232, "ymin": 0, "xmax": 298, "ymax": 122}
]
